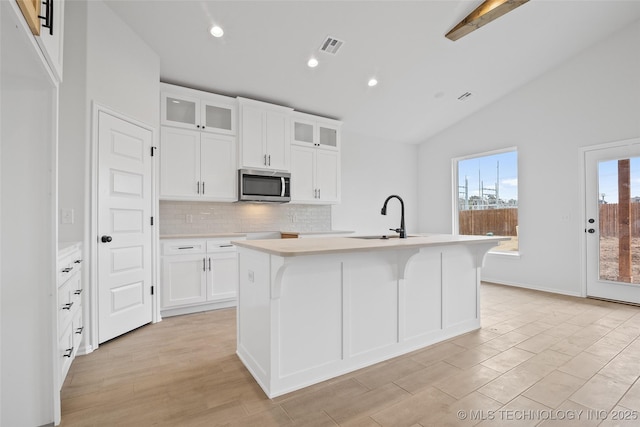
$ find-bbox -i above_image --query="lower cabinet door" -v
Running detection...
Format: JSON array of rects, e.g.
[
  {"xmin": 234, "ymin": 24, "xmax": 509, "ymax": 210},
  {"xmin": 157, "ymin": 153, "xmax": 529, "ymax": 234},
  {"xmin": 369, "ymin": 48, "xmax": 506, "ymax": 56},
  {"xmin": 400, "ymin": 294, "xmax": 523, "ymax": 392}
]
[
  {"xmin": 207, "ymin": 252, "xmax": 238, "ymax": 301},
  {"xmin": 161, "ymin": 255, "xmax": 207, "ymax": 308}
]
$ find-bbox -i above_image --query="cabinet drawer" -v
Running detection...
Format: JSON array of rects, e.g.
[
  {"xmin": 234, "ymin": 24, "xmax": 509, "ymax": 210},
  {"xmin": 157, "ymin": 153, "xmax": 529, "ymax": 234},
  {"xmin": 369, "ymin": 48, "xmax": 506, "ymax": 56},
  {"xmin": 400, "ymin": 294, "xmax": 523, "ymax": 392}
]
[
  {"xmin": 58, "ymin": 248, "xmax": 82, "ymax": 286},
  {"xmin": 206, "ymin": 238, "xmax": 239, "ymax": 252},
  {"xmin": 58, "ymin": 277, "xmax": 74, "ymax": 335},
  {"xmin": 162, "ymin": 240, "xmax": 206, "ymax": 255},
  {"xmin": 72, "ymin": 307, "xmax": 84, "ymax": 351},
  {"xmin": 59, "ymin": 322, "xmax": 74, "ymax": 386},
  {"xmin": 69, "ymin": 272, "xmax": 83, "ymax": 305}
]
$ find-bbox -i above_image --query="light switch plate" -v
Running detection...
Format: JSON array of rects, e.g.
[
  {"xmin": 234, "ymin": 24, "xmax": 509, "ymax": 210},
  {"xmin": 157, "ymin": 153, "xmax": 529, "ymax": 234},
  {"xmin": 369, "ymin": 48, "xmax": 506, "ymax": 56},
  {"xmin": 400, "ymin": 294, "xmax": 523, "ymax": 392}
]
[{"xmin": 61, "ymin": 208, "xmax": 74, "ymax": 224}]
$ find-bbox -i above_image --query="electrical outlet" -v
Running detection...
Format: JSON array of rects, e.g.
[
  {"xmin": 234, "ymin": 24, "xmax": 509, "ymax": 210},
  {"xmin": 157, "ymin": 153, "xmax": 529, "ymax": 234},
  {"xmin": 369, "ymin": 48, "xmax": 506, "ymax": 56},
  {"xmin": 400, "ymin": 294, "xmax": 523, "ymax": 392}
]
[
  {"xmin": 248, "ymin": 270, "xmax": 254, "ymax": 282},
  {"xmin": 186, "ymin": 214, "xmax": 193, "ymax": 223}
]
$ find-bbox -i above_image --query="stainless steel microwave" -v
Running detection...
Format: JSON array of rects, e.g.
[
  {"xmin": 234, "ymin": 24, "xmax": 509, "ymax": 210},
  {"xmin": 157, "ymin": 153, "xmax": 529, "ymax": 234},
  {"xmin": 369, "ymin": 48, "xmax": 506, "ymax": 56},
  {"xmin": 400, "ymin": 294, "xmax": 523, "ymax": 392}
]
[{"xmin": 238, "ymin": 169, "xmax": 291, "ymax": 203}]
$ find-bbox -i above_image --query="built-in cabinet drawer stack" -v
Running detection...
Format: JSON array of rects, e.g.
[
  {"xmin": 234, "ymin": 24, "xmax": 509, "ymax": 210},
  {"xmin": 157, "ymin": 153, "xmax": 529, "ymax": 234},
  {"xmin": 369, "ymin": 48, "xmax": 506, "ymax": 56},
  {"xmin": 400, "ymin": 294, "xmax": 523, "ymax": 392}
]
[{"xmin": 57, "ymin": 243, "xmax": 83, "ymax": 387}]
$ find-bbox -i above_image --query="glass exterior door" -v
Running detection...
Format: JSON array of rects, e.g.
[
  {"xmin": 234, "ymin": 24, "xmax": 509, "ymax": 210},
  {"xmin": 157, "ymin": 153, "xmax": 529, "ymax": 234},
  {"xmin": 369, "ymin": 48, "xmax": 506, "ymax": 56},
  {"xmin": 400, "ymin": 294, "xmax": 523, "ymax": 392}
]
[{"xmin": 585, "ymin": 142, "xmax": 640, "ymax": 304}]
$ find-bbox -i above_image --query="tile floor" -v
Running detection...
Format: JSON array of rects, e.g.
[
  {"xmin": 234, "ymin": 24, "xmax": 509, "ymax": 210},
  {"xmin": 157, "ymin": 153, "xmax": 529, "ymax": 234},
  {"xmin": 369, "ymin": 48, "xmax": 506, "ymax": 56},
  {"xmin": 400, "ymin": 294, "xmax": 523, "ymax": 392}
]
[{"xmin": 60, "ymin": 283, "xmax": 640, "ymax": 426}]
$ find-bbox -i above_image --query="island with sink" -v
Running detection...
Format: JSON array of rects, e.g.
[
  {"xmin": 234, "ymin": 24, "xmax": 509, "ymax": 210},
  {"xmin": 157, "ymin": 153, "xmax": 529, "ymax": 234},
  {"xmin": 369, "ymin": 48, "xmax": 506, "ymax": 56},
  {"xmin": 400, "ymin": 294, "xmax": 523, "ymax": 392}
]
[{"xmin": 232, "ymin": 232, "xmax": 508, "ymax": 398}]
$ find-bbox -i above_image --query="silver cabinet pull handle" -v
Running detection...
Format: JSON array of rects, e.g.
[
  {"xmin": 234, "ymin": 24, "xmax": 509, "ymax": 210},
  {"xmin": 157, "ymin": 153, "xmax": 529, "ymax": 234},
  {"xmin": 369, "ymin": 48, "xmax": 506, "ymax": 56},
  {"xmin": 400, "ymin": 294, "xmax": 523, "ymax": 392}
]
[
  {"xmin": 208, "ymin": 257, "xmax": 212, "ymax": 271},
  {"xmin": 203, "ymin": 258, "xmax": 206, "ymax": 272},
  {"xmin": 74, "ymin": 289, "xmax": 82, "ymax": 295},
  {"xmin": 62, "ymin": 302, "xmax": 74, "ymax": 310},
  {"xmin": 63, "ymin": 347, "xmax": 74, "ymax": 358},
  {"xmin": 197, "ymin": 181, "xmax": 200, "ymax": 194},
  {"xmin": 202, "ymin": 182, "xmax": 205, "ymax": 194},
  {"xmin": 75, "ymin": 326, "xmax": 84, "ymax": 334},
  {"xmin": 178, "ymin": 246, "xmax": 194, "ymax": 250},
  {"xmin": 264, "ymin": 154, "xmax": 267, "ymax": 165},
  {"xmin": 268, "ymin": 155, "xmax": 271, "ymax": 166}
]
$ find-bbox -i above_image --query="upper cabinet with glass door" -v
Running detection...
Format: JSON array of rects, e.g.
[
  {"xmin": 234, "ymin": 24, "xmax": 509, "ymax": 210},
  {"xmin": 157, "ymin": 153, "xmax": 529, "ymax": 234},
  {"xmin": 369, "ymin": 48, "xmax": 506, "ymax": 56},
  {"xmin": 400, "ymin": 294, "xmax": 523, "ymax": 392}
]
[
  {"xmin": 161, "ymin": 83, "xmax": 237, "ymax": 135},
  {"xmin": 291, "ymin": 112, "xmax": 340, "ymax": 151}
]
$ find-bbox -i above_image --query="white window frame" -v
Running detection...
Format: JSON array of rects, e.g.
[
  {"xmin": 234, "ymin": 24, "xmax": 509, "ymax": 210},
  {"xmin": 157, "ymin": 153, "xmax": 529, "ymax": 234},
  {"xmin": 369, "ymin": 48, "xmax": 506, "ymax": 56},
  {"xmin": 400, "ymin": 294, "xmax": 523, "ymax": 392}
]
[{"xmin": 452, "ymin": 146, "xmax": 520, "ymax": 257}]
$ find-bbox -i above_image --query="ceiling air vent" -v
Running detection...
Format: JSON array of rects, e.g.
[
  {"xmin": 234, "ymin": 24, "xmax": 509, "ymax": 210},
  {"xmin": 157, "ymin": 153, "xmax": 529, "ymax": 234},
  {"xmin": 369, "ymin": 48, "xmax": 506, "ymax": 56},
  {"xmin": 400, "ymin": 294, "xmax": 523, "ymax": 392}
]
[
  {"xmin": 319, "ymin": 36, "xmax": 344, "ymax": 55},
  {"xmin": 457, "ymin": 92, "xmax": 473, "ymax": 101}
]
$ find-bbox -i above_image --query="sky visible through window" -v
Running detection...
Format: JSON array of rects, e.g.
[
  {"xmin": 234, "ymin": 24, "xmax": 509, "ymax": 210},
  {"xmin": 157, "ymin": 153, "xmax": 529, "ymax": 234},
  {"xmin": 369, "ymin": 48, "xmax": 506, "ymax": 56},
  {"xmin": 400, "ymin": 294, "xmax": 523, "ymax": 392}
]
[
  {"xmin": 458, "ymin": 151, "xmax": 518, "ymax": 204},
  {"xmin": 598, "ymin": 158, "xmax": 640, "ymax": 204}
]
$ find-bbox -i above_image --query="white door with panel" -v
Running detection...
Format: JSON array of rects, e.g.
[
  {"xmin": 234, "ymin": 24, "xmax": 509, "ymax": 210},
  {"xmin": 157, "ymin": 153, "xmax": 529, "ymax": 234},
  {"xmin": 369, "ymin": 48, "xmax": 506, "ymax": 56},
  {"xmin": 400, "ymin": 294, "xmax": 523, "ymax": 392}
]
[
  {"xmin": 98, "ymin": 112, "xmax": 153, "ymax": 343},
  {"xmin": 585, "ymin": 139, "xmax": 640, "ymax": 304}
]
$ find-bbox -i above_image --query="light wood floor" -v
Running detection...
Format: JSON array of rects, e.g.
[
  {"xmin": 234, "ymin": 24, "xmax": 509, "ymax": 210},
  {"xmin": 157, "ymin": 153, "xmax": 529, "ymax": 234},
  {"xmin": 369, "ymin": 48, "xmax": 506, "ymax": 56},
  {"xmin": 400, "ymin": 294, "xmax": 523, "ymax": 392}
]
[{"xmin": 60, "ymin": 283, "xmax": 640, "ymax": 426}]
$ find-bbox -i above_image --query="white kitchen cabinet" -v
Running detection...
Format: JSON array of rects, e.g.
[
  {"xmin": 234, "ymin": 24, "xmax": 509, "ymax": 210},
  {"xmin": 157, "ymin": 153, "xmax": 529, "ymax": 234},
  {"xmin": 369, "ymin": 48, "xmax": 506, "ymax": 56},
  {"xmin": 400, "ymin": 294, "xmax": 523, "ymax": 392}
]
[
  {"xmin": 238, "ymin": 98, "xmax": 292, "ymax": 171},
  {"xmin": 160, "ymin": 127, "xmax": 236, "ymax": 201},
  {"xmin": 291, "ymin": 146, "xmax": 340, "ymax": 203},
  {"xmin": 16, "ymin": 0, "xmax": 65, "ymax": 82},
  {"xmin": 161, "ymin": 83, "xmax": 237, "ymax": 135},
  {"xmin": 160, "ymin": 237, "xmax": 245, "ymax": 317},
  {"xmin": 291, "ymin": 112, "xmax": 340, "ymax": 151},
  {"xmin": 57, "ymin": 243, "xmax": 83, "ymax": 388},
  {"xmin": 161, "ymin": 254, "xmax": 207, "ymax": 308},
  {"xmin": 290, "ymin": 112, "xmax": 341, "ymax": 203}
]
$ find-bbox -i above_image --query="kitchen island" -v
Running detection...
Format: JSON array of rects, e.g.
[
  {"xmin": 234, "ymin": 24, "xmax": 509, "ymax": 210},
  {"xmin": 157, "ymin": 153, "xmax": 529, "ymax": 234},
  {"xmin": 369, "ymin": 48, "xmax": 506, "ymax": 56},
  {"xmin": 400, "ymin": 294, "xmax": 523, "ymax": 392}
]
[{"xmin": 232, "ymin": 234, "xmax": 508, "ymax": 398}]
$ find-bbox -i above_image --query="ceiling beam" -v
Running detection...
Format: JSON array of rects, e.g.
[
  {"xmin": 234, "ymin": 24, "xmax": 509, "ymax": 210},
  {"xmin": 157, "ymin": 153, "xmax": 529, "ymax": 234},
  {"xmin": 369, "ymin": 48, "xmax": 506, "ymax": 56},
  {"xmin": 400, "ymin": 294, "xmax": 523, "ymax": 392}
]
[{"xmin": 445, "ymin": 0, "xmax": 529, "ymax": 41}]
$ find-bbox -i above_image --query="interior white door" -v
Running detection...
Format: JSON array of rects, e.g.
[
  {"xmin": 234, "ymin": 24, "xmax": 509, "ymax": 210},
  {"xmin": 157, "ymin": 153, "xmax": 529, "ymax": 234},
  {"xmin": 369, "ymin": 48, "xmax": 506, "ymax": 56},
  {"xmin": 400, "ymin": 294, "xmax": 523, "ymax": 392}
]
[
  {"xmin": 585, "ymin": 139, "xmax": 640, "ymax": 304},
  {"xmin": 98, "ymin": 111, "xmax": 153, "ymax": 343}
]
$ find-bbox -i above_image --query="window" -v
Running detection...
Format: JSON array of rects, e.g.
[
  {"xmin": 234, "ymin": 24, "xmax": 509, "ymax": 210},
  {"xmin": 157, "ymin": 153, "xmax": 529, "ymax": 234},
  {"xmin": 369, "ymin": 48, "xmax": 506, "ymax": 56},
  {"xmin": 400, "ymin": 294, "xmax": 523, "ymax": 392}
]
[{"xmin": 455, "ymin": 149, "xmax": 518, "ymax": 253}]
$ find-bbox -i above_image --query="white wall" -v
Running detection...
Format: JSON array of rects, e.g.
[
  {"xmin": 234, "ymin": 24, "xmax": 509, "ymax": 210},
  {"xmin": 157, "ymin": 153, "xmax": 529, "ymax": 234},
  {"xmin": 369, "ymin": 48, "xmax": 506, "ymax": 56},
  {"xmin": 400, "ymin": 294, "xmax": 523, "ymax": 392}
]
[
  {"xmin": 333, "ymin": 131, "xmax": 418, "ymax": 235},
  {"xmin": 59, "ymin": 0, "xmax": 160, "ymax": 242},
  {"xmin": 417, "ymin": 20, "xmax": 640, "ymax": 296},
  {"xmin": 58, "ymin": 0, "xmax": 160, "ymax": 354},
  {"xmin": 1, "ymin": 3, "xmax": 57, "ymax": 424}
]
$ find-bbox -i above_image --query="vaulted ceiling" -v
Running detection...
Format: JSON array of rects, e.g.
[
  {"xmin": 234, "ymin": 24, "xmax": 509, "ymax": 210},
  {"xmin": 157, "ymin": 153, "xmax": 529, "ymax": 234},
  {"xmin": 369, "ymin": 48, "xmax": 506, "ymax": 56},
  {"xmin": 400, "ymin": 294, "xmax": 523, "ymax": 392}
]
[{"xmin": 105, "ymin": 1, "xmax": 640, "ymax": 144}]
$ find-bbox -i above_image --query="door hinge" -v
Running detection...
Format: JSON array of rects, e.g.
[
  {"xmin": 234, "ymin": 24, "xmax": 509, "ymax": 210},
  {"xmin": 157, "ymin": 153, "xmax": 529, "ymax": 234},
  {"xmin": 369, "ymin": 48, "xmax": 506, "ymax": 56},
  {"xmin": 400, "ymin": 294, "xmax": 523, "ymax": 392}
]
[
  {"xmin": 151, "ymin": 216, "xmax": 154, "ymax": 226},
  {"xmin": 151, "ymin": 286, "xmax": 154, "ymax": 295},
  {"xmin": 151, "ymin": 146, "xmax": 157, "ymax": 156}
]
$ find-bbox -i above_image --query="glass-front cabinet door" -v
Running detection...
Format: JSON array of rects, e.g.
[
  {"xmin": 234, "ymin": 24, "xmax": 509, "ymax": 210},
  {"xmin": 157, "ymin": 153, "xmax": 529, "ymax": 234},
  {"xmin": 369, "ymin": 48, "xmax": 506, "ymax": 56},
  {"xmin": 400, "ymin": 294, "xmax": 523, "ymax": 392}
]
[
  {"xmin": 201, "ymin": 100, "xmax": 236, "ymax": 135},
  {"xmin": 161, "ymin": 83, "xmax": 237, "ymax": 135},
  {"xmin": 293, "ymin": 119, "xmax": 315, "ymax": 146},
  {"xmin": 162, "ymin": 92, "xmax": 200, "ymax": 130},
  {"xmin": 317, "ymin": 122, "xmax": 339, "ymax": 150},
  {"xmin": 291, "ymin": 114, "xmax": 340, "ymax": 151}
]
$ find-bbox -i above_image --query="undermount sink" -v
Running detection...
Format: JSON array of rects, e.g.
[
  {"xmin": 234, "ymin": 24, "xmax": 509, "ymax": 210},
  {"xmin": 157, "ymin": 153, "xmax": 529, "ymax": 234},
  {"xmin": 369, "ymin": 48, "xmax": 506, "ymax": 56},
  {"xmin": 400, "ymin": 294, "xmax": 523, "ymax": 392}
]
[{"xmin": 348, "ymin": 235, "xmax": 418, "ymax": 240}]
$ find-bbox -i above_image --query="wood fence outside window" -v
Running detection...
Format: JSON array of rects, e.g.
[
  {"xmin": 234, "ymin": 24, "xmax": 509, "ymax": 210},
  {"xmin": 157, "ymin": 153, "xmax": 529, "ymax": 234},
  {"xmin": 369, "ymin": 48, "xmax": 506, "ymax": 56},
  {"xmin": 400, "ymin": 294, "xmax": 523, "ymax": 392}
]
[{"xmin": 459, "ymin": 208, "xmax": 518, "ymax": 236}]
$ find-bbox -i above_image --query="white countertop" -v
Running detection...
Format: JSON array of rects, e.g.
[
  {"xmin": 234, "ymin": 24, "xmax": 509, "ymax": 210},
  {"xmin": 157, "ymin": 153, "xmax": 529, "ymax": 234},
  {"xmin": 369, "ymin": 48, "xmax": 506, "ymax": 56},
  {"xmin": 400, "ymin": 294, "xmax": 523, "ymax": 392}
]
[
  {"xmin": 280, "ymin": 230, "xmax": 354, "ymax": 236},
  {"xmin": 58, "ymin": 241, "xmax": 82, "ymax": 257},
  {"xmin": 232, "ymin": 233, "xmax": 509, "ymax": 257},
  {"xmin": 160, "ymin": 233, "xmax": 247, "ymax": 239}
]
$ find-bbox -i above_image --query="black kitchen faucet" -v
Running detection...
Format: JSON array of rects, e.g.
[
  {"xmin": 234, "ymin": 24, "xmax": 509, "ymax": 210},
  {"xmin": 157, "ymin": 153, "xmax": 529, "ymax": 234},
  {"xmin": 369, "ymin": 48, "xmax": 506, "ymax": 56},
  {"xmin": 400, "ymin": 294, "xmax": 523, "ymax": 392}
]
[{"xmin": 381, "ymin": 195, "xmax": 406, "ymax": 238}]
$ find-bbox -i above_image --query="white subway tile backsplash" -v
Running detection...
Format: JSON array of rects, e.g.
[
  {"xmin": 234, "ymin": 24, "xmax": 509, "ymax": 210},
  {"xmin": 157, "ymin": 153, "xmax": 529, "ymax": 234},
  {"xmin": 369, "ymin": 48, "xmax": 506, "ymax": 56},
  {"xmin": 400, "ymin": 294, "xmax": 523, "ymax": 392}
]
[{"xmin": 159, "ymin": 201, "xmax": 332, "ymax": 235}]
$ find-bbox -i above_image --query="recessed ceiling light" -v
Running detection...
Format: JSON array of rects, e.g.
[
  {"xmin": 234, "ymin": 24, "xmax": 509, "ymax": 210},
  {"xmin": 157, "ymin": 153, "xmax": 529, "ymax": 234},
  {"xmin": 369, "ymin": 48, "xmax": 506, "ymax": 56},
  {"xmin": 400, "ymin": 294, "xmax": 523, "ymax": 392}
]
[
  {"xmin": 307, "ymin": 58, "xmax": 319, "ymax": 68},
  {"xmin": 368, "ymin": 78, "xmax": 378, "ymax": 87},
  {"xmin": 210, "ymin": 25, "xmax": 224, "ymax": 38}
]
